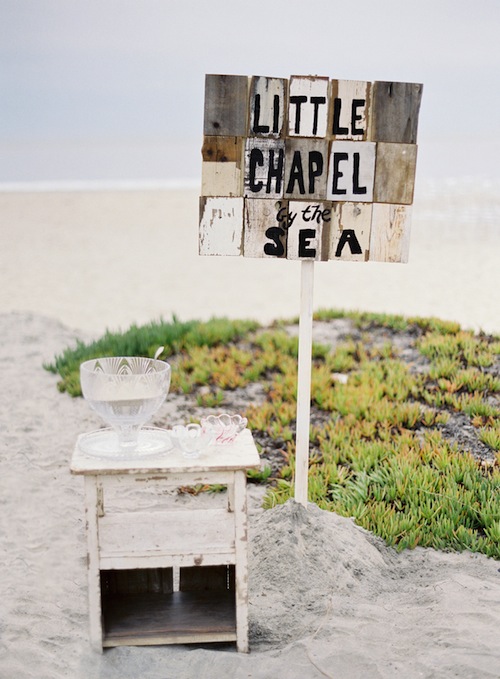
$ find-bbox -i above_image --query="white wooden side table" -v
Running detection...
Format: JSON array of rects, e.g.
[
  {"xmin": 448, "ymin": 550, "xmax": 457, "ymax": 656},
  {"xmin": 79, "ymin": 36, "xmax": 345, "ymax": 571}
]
[{"xmin": 70, "ymin": 428, "xmax": 260, "ymax": 653}]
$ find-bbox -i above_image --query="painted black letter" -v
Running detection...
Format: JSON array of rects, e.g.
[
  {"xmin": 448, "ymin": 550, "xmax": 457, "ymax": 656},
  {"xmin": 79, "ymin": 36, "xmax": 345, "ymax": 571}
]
[
  {"xmin": 308, "ymin": 151, "xmax": 323, "ymax": 194},
  {"xmin": 249, "ymin": 148, "xmax": 264, "ymax": 192},
  {"xmin": 335, "ymin": 229, "xmax": 362, "ymax": 257},
  {"xmin": 273, "ymin": 94, "xmax": 280, "ymax": 134},
  {"xmin": 253, "ymin": 94, "xmax": 270, "ymax": 134},
  {"xmin": 298, "ymin": 229, "xmax": 317, "ymax": 258},
  {"xmin": 267, "ymin": 148, "xmax": 284, "ymax": 194},
  {"xmin": 289, "ymin": 95, "xmax": 307, "ymax": 134},
  {"xmin": 264, "ymin": 227, "xmax": 285, "ymax": 257},
  {"xmin": 310, "ymin": 96, "xmax": 326, "ymax": 135},
  {"xmin": 351, "ymin": 99, "xmax": 365, "ymax": 136},
  {"xmin": 331, "ymin": 152, "xmax": 348, "ymax": 195},
  {"xmin": 352, "ymin": 153, "xmax": 367, "ymax": 194},
  {"xmin": 332, "ymin": 98, "xmax": 348, "ymax": 135},
  {"xmin": 286, "ymin": 151, "xmax": 305, "ymax": 195}
]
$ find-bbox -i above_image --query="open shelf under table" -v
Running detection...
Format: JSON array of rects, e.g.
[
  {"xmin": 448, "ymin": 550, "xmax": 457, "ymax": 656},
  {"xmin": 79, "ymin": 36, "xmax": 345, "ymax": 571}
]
[{"xmin": 102, "ymin": 590, "xmax": 237, "ymax": 647}]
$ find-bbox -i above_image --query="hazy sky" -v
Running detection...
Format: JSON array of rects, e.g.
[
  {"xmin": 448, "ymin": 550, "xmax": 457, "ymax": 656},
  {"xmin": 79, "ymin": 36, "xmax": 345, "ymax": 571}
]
[{"xmin": 1, "ymin": 0, "xmax": 499, "ymax": 182}]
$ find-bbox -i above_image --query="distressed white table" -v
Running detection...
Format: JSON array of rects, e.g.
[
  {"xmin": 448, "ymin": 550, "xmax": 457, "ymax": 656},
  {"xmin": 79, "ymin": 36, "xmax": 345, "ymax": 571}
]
[{"xmin": 71, "ymin": 428, "xmax": 260, "ymax": 652}]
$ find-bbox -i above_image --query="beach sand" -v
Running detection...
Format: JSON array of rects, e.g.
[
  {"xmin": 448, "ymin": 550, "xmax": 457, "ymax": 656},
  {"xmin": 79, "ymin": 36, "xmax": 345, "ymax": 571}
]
[
  {"xmin": 0, "ymin": 184, "xmax": 499, "ymax": 336},
  {"xmin": 1, "ymin": 184, "xmax": 499, "ymax": 677},
  {"xmin": 1, "ymin": 310, "xmax": 499, "ymax": 679}
]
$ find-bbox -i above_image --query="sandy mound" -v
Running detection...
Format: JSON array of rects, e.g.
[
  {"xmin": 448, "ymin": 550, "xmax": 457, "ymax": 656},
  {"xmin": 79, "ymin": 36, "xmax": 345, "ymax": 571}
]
[{"xmin": 1, "ymin": 312, "xmax": 499, "ymax": 679}]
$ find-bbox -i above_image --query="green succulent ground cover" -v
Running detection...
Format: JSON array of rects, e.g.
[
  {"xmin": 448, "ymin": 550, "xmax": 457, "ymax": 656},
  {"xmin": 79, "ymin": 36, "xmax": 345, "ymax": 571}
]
[{"xmin": 46, "ymin": 311, "xmax": 500, "ymax": 559}]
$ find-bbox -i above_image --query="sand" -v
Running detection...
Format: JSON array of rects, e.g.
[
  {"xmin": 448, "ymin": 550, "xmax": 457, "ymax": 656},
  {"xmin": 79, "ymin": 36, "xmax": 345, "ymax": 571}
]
[
  {"xmin": 1, "ymin": 310, "xmax": 499, "ymax": 679},
  {"xmin": 1, "ymin": 183, "xmax": 499, "ymax": 336}
]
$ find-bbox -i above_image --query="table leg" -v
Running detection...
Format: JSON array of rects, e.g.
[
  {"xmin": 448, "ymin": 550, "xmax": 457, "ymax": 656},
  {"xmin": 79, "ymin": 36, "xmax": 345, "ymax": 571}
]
[
  {"xmin": 84, "ymin": 476, "xmax": 103, "ymax": 652},
  {"xmin": 233, "ymin": 470, "xmax": 249, "ymax": 652},
  {"xmin": 227, "ymin": 480, "xmax": 235, "ymax": 512}
]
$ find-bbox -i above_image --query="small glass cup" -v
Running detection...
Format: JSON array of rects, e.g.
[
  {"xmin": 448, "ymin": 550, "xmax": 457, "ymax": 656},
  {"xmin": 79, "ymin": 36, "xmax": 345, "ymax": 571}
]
[{"xmin": 170, "ymin": 423, "xmax": 213, "ymax": 458}]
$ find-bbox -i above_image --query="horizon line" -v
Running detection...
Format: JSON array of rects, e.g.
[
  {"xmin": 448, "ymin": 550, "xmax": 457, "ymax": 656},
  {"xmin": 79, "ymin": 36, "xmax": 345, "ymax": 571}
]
[{"xmin": 0, "ymin": 178, "xmax": 201, "ymax": 193}]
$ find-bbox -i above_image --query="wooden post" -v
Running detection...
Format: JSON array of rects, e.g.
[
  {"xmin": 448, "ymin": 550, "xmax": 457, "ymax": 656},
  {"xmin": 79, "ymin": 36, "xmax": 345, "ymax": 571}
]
[{"xmin": 294, "ymin": 259, "xmax": 314, "ymax": 507}]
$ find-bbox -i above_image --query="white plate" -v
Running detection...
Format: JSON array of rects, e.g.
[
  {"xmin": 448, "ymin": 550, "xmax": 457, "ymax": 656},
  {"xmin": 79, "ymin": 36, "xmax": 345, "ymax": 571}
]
[{"xmin": 78, "ymin": 427, "xmax": 173, "ymax": 459}]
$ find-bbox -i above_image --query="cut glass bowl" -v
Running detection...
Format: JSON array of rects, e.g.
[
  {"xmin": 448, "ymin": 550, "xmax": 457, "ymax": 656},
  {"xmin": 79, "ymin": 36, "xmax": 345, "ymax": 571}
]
[{"xmin": 80, "ymin": 356, "xmax": 171, "ymax": 453}]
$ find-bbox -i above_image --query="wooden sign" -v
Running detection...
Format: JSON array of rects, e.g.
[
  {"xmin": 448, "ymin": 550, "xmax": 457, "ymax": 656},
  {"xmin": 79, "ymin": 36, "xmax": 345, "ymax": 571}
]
[
  {"xmin": 200, "ymin": 74, "xmax": 422, "ymax": 265},
  {"xmin": 200, "ymin": 73, "xmax": 423, "ymax": 508}
]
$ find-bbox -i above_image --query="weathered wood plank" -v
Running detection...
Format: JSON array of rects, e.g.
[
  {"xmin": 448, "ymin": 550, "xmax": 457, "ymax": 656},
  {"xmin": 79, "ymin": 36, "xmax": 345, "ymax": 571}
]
[
  {"xmin": 327, "ymin": 141, "xmax": 376, "ymax": 202},
  {"xmin": 203, "ymin": 74, "xmax": 249, "ymax": 136},
  {"xmin": 284, "ymin": 138, "xmax": 329, "ymax": 200},
  {"xmin": 180, "ymin": 565, "xmax": 233, "ymax": 592},
  {"xmin": 233, "ymin": 470, "xmax": 249, "ymax": 652},
  {"xmin": 100, "ymin": 552, "xmax": 235, "ymax": 571},
  {"xmin": 288, "ymin": 75, "xmax": 330, "ymax": 137},
  {"xmin": 84, "ymin": 476, "xmax": 103, "ymax": 651},
  {"xmin": 199, "ymin": 196, "xmax": 244, "ymax": 256},
  {"xmin": 243, "ymin": 198, "xmax": 287, "ymax": 258},
  {"xmin": 244, "ymin": 138, "xmax": 285, "ymax": 198},
  {"xmin": 99, "ymin": 507, "xmax": 235, "ymax": 559},
  {"xmin": 248, "ymin": 75, "xmax": 287, "ymax": 137},
  {"xmin": 328, "ymin": 202, "xmax": 372, "ymax": 261},
  {"xmin": 201, "ymin": 136, "xmax": 244, "ymax": 197},
  {"xmin": 100, "ymin": 471, "xmax": 236, "ymax": 492},
  {"xmin": 72, "ymin": 428, "xmax": 260, "ymax": 475},
  {"xmin": 369, "ymin": 203, "xmax": 412, "ymax": 263},
  {"xmin": 373, "ymin": 142, "xmax": 417, "ymax": 205},
  {"xmin": 286, "ymin": 200, "xmax": 329, "ymax": 261},
  {"xmin": 369, "ymin": 81, "xmax": 423, "ymax": 143},
  {"xmin": 101, "ymin": 568, "xmax": 174, "ymax": 595},
  {"xmin": 330, "ymin": 80, "xmax": 371, "ymax": 140}
]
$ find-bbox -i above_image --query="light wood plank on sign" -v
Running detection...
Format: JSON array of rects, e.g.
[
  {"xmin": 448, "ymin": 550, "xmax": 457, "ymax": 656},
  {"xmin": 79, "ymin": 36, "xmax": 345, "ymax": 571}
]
[
  {"xmin": 199, "ymin": 196, "xmax": 244, "ymax": 256},
  {"xmin": 329, "ymin": 202, "xmax": 372, "ymax": 261},
  {"xmin": 248, "ymin": 75, "xmax": 287, "ymax": 137},
  {"xmin": 204, "ymin": 74, "xmax": 249, "ymax": 136},
  {"xmin": 286, "ymin": 200, "xmax": 329, "ymax": 261},
  {"xmin": 243, "ymin": 198, "xmax": 287, "ymax": 258},
  {"xmin": 369, "ymin": 81, "xmax": 423, "ymax": 144},
  {"xmin": 373, "ymin": 142, "xmax": 417, "ymax": 205},
  {"xmin": 329, "ymin": 80, "xmax": 372, "ymax": 140},
  {"xmin": 202, "ymin": 136, "xmax": 244, "ymax": 197},
  {"xmin": 327, "ymin": 141, "xmax": 376, "ymax": 202},
  {"xmin": 244, "ymin": 138, "xmax": 285, "ymax": 198},
  {"xmin": 369, "ymin": 203, "xmax": 412, "ymax": 263},
  {"xmin": 288, "ymin": 75, "xmax": 330, "ymax": 137}
]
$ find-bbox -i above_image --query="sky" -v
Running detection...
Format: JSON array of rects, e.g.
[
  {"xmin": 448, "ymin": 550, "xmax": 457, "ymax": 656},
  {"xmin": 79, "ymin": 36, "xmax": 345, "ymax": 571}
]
[{"xmin": 1, "ymin": 0, "xmax": 500, "ymax": 183}]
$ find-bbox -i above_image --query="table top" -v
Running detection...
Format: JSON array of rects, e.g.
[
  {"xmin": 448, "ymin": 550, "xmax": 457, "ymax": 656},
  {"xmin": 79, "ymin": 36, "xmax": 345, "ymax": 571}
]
[{"xmin": 70, "ymin": 428, "xmax": 261, "ymax": 476}]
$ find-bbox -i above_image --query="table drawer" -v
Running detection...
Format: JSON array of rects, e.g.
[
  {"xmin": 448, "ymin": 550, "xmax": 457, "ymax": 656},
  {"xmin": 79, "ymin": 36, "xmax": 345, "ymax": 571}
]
[{"xmin": 98, "ymin": 507, "xmax": 235, "ymax": 565}]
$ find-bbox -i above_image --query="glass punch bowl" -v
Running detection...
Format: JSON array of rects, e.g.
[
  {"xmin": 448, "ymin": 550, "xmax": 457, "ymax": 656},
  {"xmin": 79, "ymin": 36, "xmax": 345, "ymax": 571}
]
[{"xmin": 79, "ymin": 356, "xmax": 171, "ymax": 457}]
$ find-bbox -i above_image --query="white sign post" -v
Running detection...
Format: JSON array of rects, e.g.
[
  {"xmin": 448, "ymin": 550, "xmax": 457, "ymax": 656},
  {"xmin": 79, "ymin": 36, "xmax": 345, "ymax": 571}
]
[
  {"xmin": 200, "ymin": 74, "xmax": 423, "ymax": 506},
  {"xmin": 295, "ymin": 259, "xmax": 315, "ymax": 506}
]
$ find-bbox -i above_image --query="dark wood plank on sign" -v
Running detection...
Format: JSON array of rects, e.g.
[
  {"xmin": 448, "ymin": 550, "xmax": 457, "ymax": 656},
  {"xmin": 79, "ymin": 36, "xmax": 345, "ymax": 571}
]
[
  {"xmin": 370, "ymin": 81, "xmax": 423, "ymax": 144},
  {"xmin": 204, "ymin": 74, "xmax": 249, "ymax": 136},
  {"xmin": 373, "ymin": 142, "xmax": 418, "ymax": 204},
  {"xmin": 202, "ymin": 136, "xmax": 244, "ymax": 196}
]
